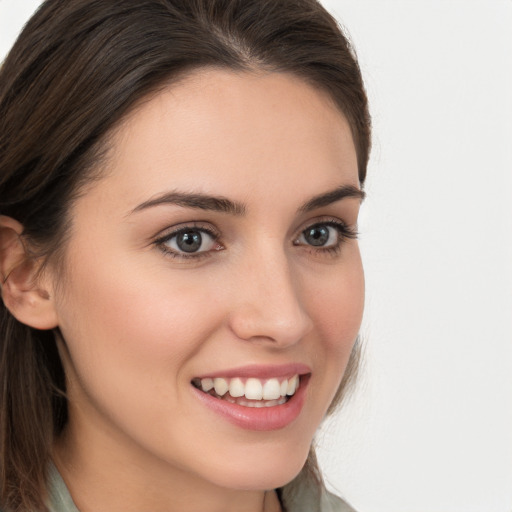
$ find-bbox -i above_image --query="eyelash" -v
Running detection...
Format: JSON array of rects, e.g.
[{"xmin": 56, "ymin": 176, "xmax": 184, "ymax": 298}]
[
  {"xmin": 154, "ymin": 223, "xmax": 221, "ymax": 261},
  {"xmin": 294, "ymin": 220, "xmax": 358, "ymax": 257},
  {"xmin": 154, "ymin": 218, "xmax": 358, "ymax": 261}
]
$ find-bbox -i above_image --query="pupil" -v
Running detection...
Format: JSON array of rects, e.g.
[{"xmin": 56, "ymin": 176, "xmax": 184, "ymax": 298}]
[
  {"xmin": 305, "ymin": 226, "xmax": 329, "ymax": 246},
  {"xmin": 177, "ymin": 231, "xmax": 202, "ymax": 252}
]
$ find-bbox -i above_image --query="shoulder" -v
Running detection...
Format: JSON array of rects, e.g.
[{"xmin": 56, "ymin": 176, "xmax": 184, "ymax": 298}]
[
  {"xmin": 45, "ymin": 463, "xmax": 80, "ymax": 512},
  {"xmin": 280, "ymin": 471, "xmax": 357, "ymax": 512},
  {"xmin": 321, "ymin": 488, "xmax": 357, "ymax": 512}
]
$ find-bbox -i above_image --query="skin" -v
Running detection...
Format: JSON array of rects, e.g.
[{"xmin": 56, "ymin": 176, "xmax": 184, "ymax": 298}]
[{"xmin": 43, "ymin": 69, "xmax": 365, "ymax": 512}]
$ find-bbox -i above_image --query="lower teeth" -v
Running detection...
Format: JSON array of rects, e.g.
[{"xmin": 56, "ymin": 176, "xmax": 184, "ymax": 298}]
[{"xmin": 222, "ymin": 395, "xmax": 288, "ymax": 408}]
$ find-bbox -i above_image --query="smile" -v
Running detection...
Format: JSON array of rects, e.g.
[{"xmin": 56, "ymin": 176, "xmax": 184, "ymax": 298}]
[
  {"xmin": 192, "ymin": 375, "xmax": 300, "ymax": 408},
  {"xmin": 191, "ymin": 364, "xmax": 310, "ymax": 430}
]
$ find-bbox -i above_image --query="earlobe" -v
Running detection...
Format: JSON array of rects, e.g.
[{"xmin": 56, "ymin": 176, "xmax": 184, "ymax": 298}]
[{"xmin": 0, "ymin": 215, "xmax": 58, "ymax": 330}]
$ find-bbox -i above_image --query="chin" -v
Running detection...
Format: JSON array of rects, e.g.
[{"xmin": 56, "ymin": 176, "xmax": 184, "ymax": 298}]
[{"xmin": 197, "ymin": 438, "xmax": 311, "ymax": 491}]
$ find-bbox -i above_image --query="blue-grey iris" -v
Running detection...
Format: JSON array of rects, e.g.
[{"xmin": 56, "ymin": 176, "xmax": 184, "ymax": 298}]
[
  {"xmin": 304, "ymin": 226, "xmax": 329, "ymax": 246},
  {"xmin": 177, "ymin": 230, "xmax": 202, "ymax": 252}
]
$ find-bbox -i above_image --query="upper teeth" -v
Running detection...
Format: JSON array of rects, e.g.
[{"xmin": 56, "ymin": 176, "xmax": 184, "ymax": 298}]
[{"xmin": 198, "ymin": 375, "xmax": 300, "ymax": 400}]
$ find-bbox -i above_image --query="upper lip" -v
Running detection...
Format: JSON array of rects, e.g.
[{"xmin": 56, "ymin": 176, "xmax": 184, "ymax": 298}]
[{"xmin": 194, "ymin": 363, "xmax": 311, "ymax": 380}]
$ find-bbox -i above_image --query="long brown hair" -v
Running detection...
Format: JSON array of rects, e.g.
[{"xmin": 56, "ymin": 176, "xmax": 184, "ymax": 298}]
[{"xmin": 0, "ymin": 0, "xmax": 371, "ymax": 509}]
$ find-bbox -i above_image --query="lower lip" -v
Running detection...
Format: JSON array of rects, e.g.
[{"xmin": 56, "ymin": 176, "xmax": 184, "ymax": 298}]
[{"xmin": 192, "ymin": 375, "xmax": 309, "ymax": 431}]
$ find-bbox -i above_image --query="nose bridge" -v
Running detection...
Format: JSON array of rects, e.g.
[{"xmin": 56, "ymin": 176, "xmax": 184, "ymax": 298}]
[{"xmin": 228, "ymin": 239, "xmax": 313, "ymax": 346}]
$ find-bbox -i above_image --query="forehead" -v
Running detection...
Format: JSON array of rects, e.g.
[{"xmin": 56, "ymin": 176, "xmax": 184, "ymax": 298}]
[{"xmin": 79, "ymin": 69, "xmax": 359, "ymax": 216}]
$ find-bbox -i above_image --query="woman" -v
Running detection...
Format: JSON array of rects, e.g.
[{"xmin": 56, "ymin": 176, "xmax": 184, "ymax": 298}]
[{"xmin": 0, "ymin": 0, "xmax": 371, "ymax": 511}]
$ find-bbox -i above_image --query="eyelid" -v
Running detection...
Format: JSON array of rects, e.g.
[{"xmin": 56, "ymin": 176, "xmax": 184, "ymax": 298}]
[
  {"xmin": 294, "ymin": 216, "xmax": 358, "ymax": 240},
  {"xmin": 151, "ymin": 216, "xmax": 357, "ymax": 261},
  {"xmin": 153, "ymin": 222, "xmax": 223, "ymax": 260},
  {"xmin": 154, "ymin": 221, "xmax": 220, "ymax": 240},
  {"xmin": 292, "ymin": 217, "xmax": 358, "ymax": 256}
]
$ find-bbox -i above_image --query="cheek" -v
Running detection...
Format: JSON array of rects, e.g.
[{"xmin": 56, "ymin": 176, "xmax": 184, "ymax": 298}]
[
  {"xmin": 55, "ymin": 253, "xmax": 223, "ymax": 404},
  {"xmin": 307, "ymin": 253, "xmax": 364, "ymax": 349},
  {"xmin": 59, "ymin": 263, "xmax": 212, "ymax": 355},
  {"xmin": 312, "ymin": 253, "xmax": 364, "ymax": 398},
  {"xmin": 54, "ymin": 256, "xmax": 232, "ymax": 460}
]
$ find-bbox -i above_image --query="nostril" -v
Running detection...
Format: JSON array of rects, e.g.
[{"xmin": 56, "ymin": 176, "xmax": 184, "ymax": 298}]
[{"xmin": 227, "ymin": 304, "xmax": 312, "ymax": 347}]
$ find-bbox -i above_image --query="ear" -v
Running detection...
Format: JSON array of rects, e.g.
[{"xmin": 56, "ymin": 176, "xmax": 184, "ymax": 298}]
[{"xmin": 0, "ymin": 215, "xmax": 58, "ymax": 330}]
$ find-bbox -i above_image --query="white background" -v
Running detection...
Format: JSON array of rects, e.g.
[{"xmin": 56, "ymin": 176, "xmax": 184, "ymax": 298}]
[{"xmin": 1, "ymin": 1, "xmax": 511, "ymax": 511}]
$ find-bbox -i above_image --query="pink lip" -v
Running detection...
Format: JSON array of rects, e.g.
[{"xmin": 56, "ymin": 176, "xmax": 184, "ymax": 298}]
[
  {"xmin": 194, "ymin": 363, "xmax": 311, "ymax": 380},
  {"xmin": 192, "ymin": 373, "xmax": 310, "ymax": 431}
]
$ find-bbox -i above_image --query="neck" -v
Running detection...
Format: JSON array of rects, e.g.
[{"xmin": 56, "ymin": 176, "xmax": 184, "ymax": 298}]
[{"xmin": 53, "ymin": 423, "xmax": 282, "ymax": 512}]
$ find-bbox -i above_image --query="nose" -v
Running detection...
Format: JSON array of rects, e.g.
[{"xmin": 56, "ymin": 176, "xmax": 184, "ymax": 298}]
[{"xmin": 227, "ymin": 249, "xmax": 313, "ymax": 347}]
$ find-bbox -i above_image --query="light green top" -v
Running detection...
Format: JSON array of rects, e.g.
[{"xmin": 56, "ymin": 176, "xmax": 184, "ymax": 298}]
[{"xmin": 45, "ymin": 464, "xmax": 356, "ymax": 512}]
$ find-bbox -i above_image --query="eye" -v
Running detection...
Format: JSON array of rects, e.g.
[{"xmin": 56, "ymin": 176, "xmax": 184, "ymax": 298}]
[
  {"xmin": 156, "ymin": 226, "xmax": 222, "ymax": 258},
  {"xmin": 294, "ymin": 220, "xmax": 357, "ymax": 253},
  {"xmin": 300, "ymin": 224, "xmax": 337, "ymax": 247}
]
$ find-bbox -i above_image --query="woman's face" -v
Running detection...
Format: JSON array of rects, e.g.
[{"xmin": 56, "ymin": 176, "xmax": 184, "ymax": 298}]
[{"xmin": 51, "ymin": 69, "xmax": 364, "ymax": 491}]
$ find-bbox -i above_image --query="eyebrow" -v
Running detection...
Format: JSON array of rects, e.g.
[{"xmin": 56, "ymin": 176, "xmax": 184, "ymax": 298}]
[
  {"xmin": 131, "ymin": 191, "xmax": 246, "ymax": 216},
  {"xmin": 298, "ymin": 185, "xmax": 365, "ymax": 213},
  {"xmin": 130, "ymin": 184, "xmax": 365, "ymax": 216}
]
